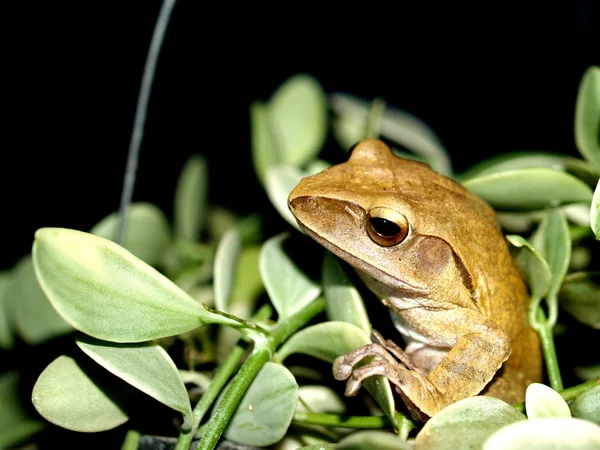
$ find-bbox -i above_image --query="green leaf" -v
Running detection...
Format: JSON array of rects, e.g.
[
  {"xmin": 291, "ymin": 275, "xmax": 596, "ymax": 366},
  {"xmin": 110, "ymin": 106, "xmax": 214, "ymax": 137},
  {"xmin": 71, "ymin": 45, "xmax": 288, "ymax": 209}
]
[
  {"xmin": 268, "ymin": 74, "xmax": 328, "ymax": 167},
  {"xmin": 570, "ymin": 385, "xmax": 600, "ymax": 424},
  {"xmin": 337, "ymin": 430, "xmax": 412, "ymax": 450},
  {"xmin": 8, "ymin": 256, "xmax": 72, "ymax": 345},
  {"xmin": 529, "ymin": 209, "xmax": 571, "ymax": 327},
  {"xmin": 174, "ymin": 154, "xmax": 208, "ymax": 242},
  {"xmin": 222, "ymin": 362, "xmax": 298, "ymax": 447},
  {"xmin": 297, "ymin": 444, "xmax": 336, "ymax": 450},
  {"xmin": 592, "ymin": 180, "xmax": 600, "ymax": 239},
  {"xmin": 264, "ymin": 164, "xmax": 306, "ymax": 231},
  {"xmin": 506, "ymin": 235, "xmax": 552, "ymax": 328},
  {"xmin": 460, "ymin": 151, "xmax": 567, "ymax": 181},
  {"xmin": 525, "ymin": 383, "xmax": 571, "ymax": 419},
  {"xmin": 32, "ymin": 228, "xmax": 239, "ymax": 343},
  {"xmin": 0, "ymin": 272, "xmax": 14, "ymax": 349},
  {"xmin": 259, "ymin": 233, "xmax": 321, "ymax": 321},
  {"xmin": 297, "ymin": 385, "xmax": 346, "ymax": 414},
  {"xmin": 415, "ymin": 396, "xmax": 527, "ymax": 450},
  {"xmin": 250, "ymin": 101, "xmax": 277, "ymax": 184},
  {"xmin": 230, "ymin": 245, "xmax": 264, "ymax": 306},
  {"xmin": 330, "ymin": 93, "xmax": 451, "ymax": 176},
  {"xmin": 32, "ymin": 356, "xmax": 128, "ymax": 432},
  {"xmin": 462, "ymin": 168, "xmax": 594, "ymax": 211},
  {"xmin": 483, "ymin": 418, "xmax": 600, "ymax": 449},
  {"xmin": 559, "ymin": 272, "xmax": 600, "ymax": 329},
  {"xmin": 214, "ymin": 228, "xmax": 242, "ymax": 312},
  {"xmin": 575, "ymin": 66, "xmax": 600, "ymax": 169},
  {"xmin": 0, "ymin": 372, "xmax": 45, "ymax": 448},
  {"xmin": 277, "ymin": 321, "xmax": 371, "ymax": 363},
  {"xmin": 90, "ymin": 202, "xmax": 171, "ymax": 267},
  {"xmin": 76, "ymin": 335, "xmax": 193, "ymax": 431},
  {"xmin": 322, "ymin": 253, "xmax": 371, "ymax": 334},
  {"xmin": 276, "ymin": 321, "xmax": 396, "ymax": 426}
]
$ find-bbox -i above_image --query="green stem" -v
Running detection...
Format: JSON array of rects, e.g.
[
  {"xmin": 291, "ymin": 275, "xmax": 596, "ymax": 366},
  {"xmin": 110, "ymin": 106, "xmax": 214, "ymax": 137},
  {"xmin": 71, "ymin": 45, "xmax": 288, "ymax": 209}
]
[
  {"xmin": 174, "ymin": 345, "xmax": 246, "ymax": 450},
  {"xmin": 514, "ymin": 378, "xmax": 599, "ymax": 413},
  {"xmin": 198, "ymin": 346, "xmax": 272, "ymax": 450},
  {"xmin": 536, "ymin": 308, "xmax": 563, "ymax": 391},
  {"xmin": 121, "ymin": 429, "xmax": 141, "ymax": 450},
  {"xmin": 196, "ymin": 297, "xmax": 325, "ymax": 449},
  {"xmin": 174, "ymin": 305, "xmax": 273, "ymax": 449},
  {"xmin": 559, "ymin": 378, "xmax": 600, "ymax": 402},
  {"xmin": 293, "ymin": 411, "xmax": 394, "ymax": 429}
]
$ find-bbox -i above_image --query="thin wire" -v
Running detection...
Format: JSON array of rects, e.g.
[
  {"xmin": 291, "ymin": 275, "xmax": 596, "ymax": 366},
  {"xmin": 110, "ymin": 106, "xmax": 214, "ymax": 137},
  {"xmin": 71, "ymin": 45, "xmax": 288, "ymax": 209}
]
[{"xmin": 116, "ymin": 0, "xmax": 177, "ymax": 245}]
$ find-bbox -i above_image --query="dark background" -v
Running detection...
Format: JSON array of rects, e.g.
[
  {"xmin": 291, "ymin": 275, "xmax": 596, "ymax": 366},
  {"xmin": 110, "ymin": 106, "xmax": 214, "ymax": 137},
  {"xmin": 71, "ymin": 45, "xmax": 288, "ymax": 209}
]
[{"xmin": 2, "ymin": 1, "xmax": 598, "ymax": 270}]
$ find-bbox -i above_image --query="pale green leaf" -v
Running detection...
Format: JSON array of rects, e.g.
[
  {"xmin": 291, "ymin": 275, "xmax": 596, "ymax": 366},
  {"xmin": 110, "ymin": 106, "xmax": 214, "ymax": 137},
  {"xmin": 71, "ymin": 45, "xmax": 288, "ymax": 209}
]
[
  {"xmin": 483, "ymin": 418, "xmax": 600, "ymax": 450},
  {"xmin": 32, "ymin": 228, "xmax": 239, "ymax": 342},
  {"xmin": 265, "ymin": 164, "xmax": 305, "ymax": 231},
  {"xmin": 90, "ymin": 202, "xmax": 171, "ymax": 267},
  {"xmin": 296, "ymin": 385, "xmax": 346, "ymax": 414},
  {"xmin": 322, "ymin": 253, "xmax": 371, "ymax": 334},
  {"xmin": 268, "ymin": 74, "xmax": 328, "ymax": 167},
  {"xmin": 559, "ymin": 272, "xmax": 600, "ymax": 328},
  {"xmin": 574, "ymin": 365, "xmax": 600, "ymax": 381},
  {"xmin": 251, "ymin": 101, "xmax": 278, "ymax": 184},
  {"xmin": 297, "ymin": 444, "xmax": 336, "ymax": 450},
  {"xmin": 415, "ymin": 396, "xmax": 526, "ymax": 450},
  {"xmin": 259, "ymin": 233, "xmax": 321, "ymax": 320},
  {"xmin": 9, "ymin": 256, "xmax": 72, "ymax": 345},
  {"xmin": 525, "ymin": 383, "xmax": 571, "ymax": 419},
  {"xmin": 223, "ymin": 362, "xmax": 299, "ymax": 447},
  {"xmin": 529, "ymin": 209, "xmax": 571, "ymax": 326},
  {"xmin": 570, "ymin": 385, "xmax": 600, "ymax": 424},
  {"xmin": 460, "ymin": 151, "xmax": 567, "ymax": 181},
  {"xmin": 76, "ymin": 335, "xmax": 193, "ymax": 430},
  {"xmin": 32, "ymin": 356, "xmax": 128, "ymax": 432},
  {"xmin": 0, "ymin": 372, "xmax": 45, "ymax": 448},
  {"xmin": 592, "ymin": 180, "xmax": 600, "ymax": 239},
  {"xmin": 462, "ymin": 168, "xmax": 593, "ymax": 211},
  {"xmin": 0, "ymin": 272, "xmax": 14, "ymax": 349},
  {"xmin": 575, "ymin": 66, "xmax": 600, "ymax": 169},
  {"xmin": 174, "ymin": 154, "xmax": 208, "ymax": 242},
  {"xmin": 330, "ymin": 93, "xmax": 451, "ymax": 176},
  {"xmin": 277, "ymin": 321, "xmax": 371, "ymax": 363},
  {"xmin": 337, "ymin": 430, "xmax": 413, "ymax": 450},
  {"xmin": 214, "ymin": 228, "xmax": 242, "ymax": 312},
  {"xmin": 276, "ymin": 321, "xmax": 396, "ymax": 426},
  {"xmin": 506, "ymin": 235, "xmax": 552, "ymax": 306}
]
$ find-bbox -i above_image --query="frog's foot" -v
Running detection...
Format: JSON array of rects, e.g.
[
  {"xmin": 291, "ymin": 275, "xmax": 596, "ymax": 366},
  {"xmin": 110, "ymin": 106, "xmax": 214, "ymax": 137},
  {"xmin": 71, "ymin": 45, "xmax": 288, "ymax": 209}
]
[
  {"xmin": 332, "ymin": 343, "xmax": 442, "ymax": 419},
  {"xmin": 371, "ymin": 330, "xmax": 417, "ymax": 371}
]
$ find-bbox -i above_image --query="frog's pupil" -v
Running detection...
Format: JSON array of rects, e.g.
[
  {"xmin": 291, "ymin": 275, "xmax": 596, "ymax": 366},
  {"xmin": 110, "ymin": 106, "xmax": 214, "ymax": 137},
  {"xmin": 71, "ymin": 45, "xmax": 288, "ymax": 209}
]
[{"xmin": 370, "ymin": 217, "xmax": 401, "ymax": 237}]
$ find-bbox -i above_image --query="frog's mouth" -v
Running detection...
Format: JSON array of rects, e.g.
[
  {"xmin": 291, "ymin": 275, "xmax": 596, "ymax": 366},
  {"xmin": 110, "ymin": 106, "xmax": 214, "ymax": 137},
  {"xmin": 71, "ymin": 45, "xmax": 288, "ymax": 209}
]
[{"xmin": 290, "ymin": 195, "xmax": 427, "ymax": 296}]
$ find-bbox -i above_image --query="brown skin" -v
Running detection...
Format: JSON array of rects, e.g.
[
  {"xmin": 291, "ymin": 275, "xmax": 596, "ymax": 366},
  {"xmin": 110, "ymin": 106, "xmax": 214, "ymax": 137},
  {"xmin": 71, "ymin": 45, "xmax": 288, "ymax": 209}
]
[{"xmin": 288, "ymin": 139, "xmax": 542, "ymax": 421}]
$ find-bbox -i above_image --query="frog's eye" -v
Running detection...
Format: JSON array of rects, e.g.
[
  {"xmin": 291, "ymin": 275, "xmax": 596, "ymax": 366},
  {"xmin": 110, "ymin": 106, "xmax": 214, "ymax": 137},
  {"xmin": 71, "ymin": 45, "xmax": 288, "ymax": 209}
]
[{"xmin": 366, "ymin": 207, "xmax": 409, "ymax": 247}]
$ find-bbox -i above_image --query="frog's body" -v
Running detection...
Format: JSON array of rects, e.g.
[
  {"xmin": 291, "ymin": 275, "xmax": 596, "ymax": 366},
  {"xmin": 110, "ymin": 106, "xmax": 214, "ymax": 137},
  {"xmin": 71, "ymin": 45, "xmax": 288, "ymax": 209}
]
[{"xmin": 288, "ymin": 139, "xmax": 542, "ymax": 421}]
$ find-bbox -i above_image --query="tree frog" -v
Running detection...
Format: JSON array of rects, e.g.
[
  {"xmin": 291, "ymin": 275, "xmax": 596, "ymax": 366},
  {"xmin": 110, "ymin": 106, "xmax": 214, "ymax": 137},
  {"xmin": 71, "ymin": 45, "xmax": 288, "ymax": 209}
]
[{"xmin": 287, "ymin": 139, "xmax": 542, "ymax": 421}]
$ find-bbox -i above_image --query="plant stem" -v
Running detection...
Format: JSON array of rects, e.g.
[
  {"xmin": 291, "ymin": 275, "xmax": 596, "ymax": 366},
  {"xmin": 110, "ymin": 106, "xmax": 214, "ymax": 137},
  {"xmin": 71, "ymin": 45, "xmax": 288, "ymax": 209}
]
[
  {"xmin": 174, "ymin": 345, "xmax": 246, "ymax": 450},
  {"xmin": 186, "ymin": 298, "xmax": 325, "ymax": 450},
  {"xmin": 117, "ymin": 0, "xmax": 176, "ymax": 245},
  {"xmin": 536, "ymin": 308, "xmax": 563, "ymax": 391},
  {"xmin": 514, "ymin": 378, "xmax": 599, "ymax": 413},
  {"xmin": 120, "ymin": 429, "xmax": 141, "ymax": 450},
  {"xmin": 293, "ymin": 411, "xmax": 394, "ymax": 429},
  {"xmin": 197, "ymin": 346, "xmax": 272, "ymax": 450}
]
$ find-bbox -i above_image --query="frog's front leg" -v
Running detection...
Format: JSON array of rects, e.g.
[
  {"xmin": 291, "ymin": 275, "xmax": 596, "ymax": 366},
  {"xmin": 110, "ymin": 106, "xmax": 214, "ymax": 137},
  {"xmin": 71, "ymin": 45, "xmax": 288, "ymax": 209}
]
[{"xmin": 333, "ymin": 317, "xmax": 511, "ymax": 420}]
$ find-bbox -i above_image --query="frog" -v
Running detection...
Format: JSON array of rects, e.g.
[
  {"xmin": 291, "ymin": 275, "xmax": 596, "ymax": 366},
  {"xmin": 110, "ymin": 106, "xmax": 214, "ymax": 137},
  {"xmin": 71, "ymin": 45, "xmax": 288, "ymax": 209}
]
[{"xmin": 287, "ymin": 138, "xmax": 542, "ymax": 421}]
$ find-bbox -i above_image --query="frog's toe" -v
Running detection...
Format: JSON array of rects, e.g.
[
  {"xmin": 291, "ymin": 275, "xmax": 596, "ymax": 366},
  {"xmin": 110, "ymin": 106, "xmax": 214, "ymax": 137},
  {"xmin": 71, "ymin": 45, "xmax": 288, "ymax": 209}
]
[
  {"xmin": 345, "ymin": 377, "xmax": 363, "ymax": 397},
  {"xmin": 332, "ymin": 356, "xmax": 353, "ymax": 380}
]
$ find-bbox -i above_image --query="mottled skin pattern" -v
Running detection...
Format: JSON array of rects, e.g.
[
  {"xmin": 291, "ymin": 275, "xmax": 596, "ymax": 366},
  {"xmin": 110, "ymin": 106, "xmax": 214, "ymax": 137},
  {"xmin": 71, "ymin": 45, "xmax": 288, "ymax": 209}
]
[{"xmin": 288, "ymin": 139, "xmax": 542, "ymax": 421}]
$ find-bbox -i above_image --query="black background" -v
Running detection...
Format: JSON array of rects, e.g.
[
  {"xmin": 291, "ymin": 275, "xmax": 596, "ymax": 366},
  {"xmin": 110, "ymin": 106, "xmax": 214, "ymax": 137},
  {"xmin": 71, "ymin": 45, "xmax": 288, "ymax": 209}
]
[
  {"xmin": 2, "ymin": 1, "xmax": 598, "ymax": 270},
  {"xmin": 1, "ymin": 2, "xmax": 599, "ymax": 446}
]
